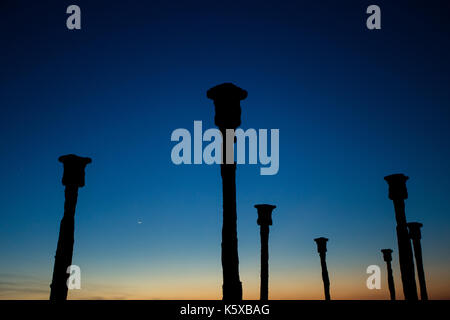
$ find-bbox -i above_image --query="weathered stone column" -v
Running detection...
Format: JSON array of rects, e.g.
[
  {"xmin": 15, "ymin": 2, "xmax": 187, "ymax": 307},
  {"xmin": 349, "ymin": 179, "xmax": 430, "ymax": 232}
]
[
  {"xmin": 407, "ymin": 222, "xmax": 428, "ymax": 300},
  {"xmin": 314, "ymin": 237, "xmax": 330, "ymax": 300},
  {"xmin": 381, "ymin": 249, "xmax": 396, "ymax": 300},
  {"xmin": 255, "ymin": 204, "xmax": 276, "ymax": 301},
  {"xmin": 50, "ymin": 154, "xmax": 91, "ymax": 301},
  {"xmin": 384, "ymin": 174, "xmax": 418, "ymax": 300},
  {"xmin": 207, "ymin": 83, "xmax": 247, "ymax": 301}
]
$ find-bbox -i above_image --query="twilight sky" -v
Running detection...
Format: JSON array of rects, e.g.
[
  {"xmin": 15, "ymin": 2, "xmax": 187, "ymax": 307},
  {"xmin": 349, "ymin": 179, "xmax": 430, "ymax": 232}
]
[{"xmin": 0, "ymin": 0, "xmax": 449, "ymax": 299}]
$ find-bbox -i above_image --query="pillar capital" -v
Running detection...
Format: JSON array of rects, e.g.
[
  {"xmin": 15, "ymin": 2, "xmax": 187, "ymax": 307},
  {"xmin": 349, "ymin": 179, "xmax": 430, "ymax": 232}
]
[
  {"xmin": 384, "ymin": 173, "xmax": 409, "ymax": 200},
  {"xmin": 407, "ymin": 222, "xmax": 423, "ymax": 240},
  {"xmin": 381, "ymin": 249, "xmax": 393, "ymax": 262},
  {"xmin": 207, "ymin": 83, "xmax": 247, "ymax": 130},
  {"xmin": 59, "ymin": 154, "xmax": 92, "ymax": 187},
  {"xmin": 314, "ymin": 237, "xmax": 329, "ymax": 253},
  {"xmin": 255, "ymin": 204, "xmax": 276, "ymax": 226}
]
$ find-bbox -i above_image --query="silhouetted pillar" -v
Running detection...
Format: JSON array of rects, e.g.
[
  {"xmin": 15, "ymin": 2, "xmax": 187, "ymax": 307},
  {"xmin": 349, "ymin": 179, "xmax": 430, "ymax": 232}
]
[
  {"xmin": 207, "ymin": 83, "xmax": 247, "ymax": 301},
  {"xmin": 314, "ymin": 237, "xmax": 330, "ymax": 300},
  {"xmin": 407, "ymin": 222, "xmax": 428, "ymax": 300},
  {"xmin": 384, "ymin": 174, "xmax": 418, "ymax": 300},
  {"xmin": 50, "ymin": 154, "xmax": 91, "ymax": 301},
  {"xmin": 381, "ymin": 249, "xmax": 396, "ymax": 300},
  {"xmin": 255, "ymin": 204, "xmax": 276, "ymax": 301}
]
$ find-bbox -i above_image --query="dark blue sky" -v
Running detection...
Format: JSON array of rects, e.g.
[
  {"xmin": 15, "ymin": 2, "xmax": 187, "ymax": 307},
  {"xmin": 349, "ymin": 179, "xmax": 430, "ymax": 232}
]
[{"xmin": 0, "ymin": 0, "xmax": 449, "ymax": 299}]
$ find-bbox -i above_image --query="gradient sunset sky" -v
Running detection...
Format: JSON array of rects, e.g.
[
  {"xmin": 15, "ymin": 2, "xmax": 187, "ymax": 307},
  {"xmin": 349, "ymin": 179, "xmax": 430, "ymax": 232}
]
[{"xmin": 1, "ymin": 0, "xmax": 449, "ymax": 299}]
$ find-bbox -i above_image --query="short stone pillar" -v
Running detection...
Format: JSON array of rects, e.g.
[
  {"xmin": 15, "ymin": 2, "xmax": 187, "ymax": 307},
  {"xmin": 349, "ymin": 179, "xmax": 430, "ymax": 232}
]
[
  {"xmin": 255, "ymin": 204, "xmax": 276, "ymax": 300},
  {"xmin": 314, "ymin": 237, "xmax": 331, "ymax": 300},
  {"xmin": 381, "ymin": 249, "xmax": 396, "ymax": 300},
  {"xmin": 50, "ymin": 154, "xmax": 91, "ymax": 301}
]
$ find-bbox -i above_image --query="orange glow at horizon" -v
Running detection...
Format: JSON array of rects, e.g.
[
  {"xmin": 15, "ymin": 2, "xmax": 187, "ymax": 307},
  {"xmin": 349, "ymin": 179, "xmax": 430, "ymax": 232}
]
[{"xmin": 3, "ymin": 267, "xmax": 450, "ymax": 300}]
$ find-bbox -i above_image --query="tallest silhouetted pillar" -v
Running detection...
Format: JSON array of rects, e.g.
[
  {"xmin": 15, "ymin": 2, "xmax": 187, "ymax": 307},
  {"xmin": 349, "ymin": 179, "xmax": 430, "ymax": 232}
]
[
  {"xmin": 50, "ymin": 154, "xmax": 91, "ymax": 301},
  {"xmin": 207, "ymin": 83, "xmax": 247, "ymax": 301},
  {"xmin": 407, "ymin": 222, "xmax": 428, "ymax": 300},
  {"xmin": 384, "ymin": 174, "xmax": 418, "ymax": 300}
]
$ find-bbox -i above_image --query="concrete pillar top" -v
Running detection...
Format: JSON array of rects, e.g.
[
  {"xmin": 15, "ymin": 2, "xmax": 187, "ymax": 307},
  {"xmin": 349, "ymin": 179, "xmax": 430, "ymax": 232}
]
[
  {"xmin": 381, "ymin": 248, "xmax": 393, "ymax": 262},
  {"xmin": 59, "ymin": 154, "xmax": 92, "ymax": 187},
  {"xmin": 384, "ymin": 173, "xmax": 409, "ymax": 200},
  {"xmin": 207, "ymin": 83, "xmax": 247, "ymax": 130},
  {"xmin": 255, "ymin": 204, "xmax": 276, "ymax": 226},
  {"xmin": 314, "ymin": 237, "xmax": 329, "ymax": 253}
]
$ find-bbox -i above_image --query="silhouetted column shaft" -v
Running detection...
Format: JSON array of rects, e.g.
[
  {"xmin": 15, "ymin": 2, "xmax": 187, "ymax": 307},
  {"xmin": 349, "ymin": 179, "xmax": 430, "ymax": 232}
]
[
  {"xmin": 50, "ymin": 185, "xmax": 78, "ymax": 301},
  {"xmin": 255, "ymin": 204, "xmax": 275, "ymax": 301},
  {"xmin": 394, "ymin": 199, "xmax": 417, "ymax": 300},
  {"xmin": 319, "ymin": 252, "xmax": 330, "ymax": 301},
  {"xmin": 386, "ymin": 261, "xmax": 395, "ymax": 300},
  {"xmin": 220, "ymin": 157, "xmax": 242, "ymax": 300},
  {"xmin": 314, "ymin": 237, "xmax": 330, "ymax": 301},
  {"xmin": 50, "ymin": 154, "xmax": 91, "ymax": 302},
  {"xmin": 208, "ymin": 83, "xmax": 247, "ymax": 301},
  {"xmin": 408, "ymin": 222, "xmax": 428, "ymax": 300},
  {"xmin": 411, "ymin": 240, "xmax": 427, "ymax": 300},
  {"xmin": 384, "ymin": 174, "xmax": 418, "ymax": 300},
  {"xmin": 260, "ymin": 224, "xmax": 269, "ymax": 300},
  {"xmin": 381, "ymin": 249, "xmax": 396, "ymax": 300}
]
